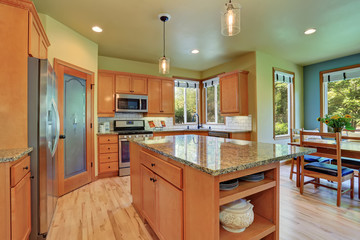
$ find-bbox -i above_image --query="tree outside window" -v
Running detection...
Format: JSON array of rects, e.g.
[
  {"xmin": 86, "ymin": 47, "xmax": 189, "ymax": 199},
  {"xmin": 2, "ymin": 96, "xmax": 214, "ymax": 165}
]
[
  {"xmin": 174, "ymin": 80, "xmax": 199, "ymax": 124},
  {"xmin": 205, "ymin": 85, "xmax": 224, "ymax": 124}
]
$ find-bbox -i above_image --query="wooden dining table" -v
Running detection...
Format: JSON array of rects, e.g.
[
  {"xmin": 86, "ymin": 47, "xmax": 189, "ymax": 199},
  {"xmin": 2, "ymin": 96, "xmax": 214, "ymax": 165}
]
[{"xmin": 288, "ymin": 140, "xmax": 360, "ymax": 187}]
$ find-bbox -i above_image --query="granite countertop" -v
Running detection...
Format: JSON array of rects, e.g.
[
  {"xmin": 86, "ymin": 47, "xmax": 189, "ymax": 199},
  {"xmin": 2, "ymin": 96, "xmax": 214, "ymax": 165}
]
[
  {"xmin": 131, "ymin": 135, "xmax": 316, "ymax": 176},
  {"xmin": 152, "ymin": 128, "xmax": 251, "ymax": 133},
  {"xmin": 97, "ymin": 131, "xmax": 119, "ymax": 135},
  {"xmin": 0, "ymin": 148, "xmax": 33, "ymax": 163}
]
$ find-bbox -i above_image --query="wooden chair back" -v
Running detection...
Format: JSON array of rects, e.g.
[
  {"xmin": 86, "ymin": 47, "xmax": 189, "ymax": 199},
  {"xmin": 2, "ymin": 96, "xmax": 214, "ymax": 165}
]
[
  {"xmin": 300, "ymin": 131, "xmax": 342, "ymax": 177},
  {"xmin": 342, "ymin": 130, "xmax": 360, "ymax": 141},
  {"xmin": 290, "ymin": 128, "xmax": 302, "ymax": 143}
]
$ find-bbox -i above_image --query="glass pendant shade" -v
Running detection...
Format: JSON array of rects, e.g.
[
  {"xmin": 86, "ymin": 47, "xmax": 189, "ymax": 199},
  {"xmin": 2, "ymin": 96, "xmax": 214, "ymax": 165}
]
[
  {"xmin": 221, "ymin": 2, "xmax": 241, "ymax": 36},
  {"xmin": 159, "ymin": 56, "xmax": 170, "ymax": 75}
]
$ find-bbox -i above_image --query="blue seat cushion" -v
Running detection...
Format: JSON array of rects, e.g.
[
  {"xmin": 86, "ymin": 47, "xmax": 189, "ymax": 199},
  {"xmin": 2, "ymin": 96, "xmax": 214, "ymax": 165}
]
[
  {"xmin": 332, "ymin": 158, "xmax": 360, "ymax": 168},
  {"xmin": 304, "ymin": 162, "xmax": 354, "ymax": 177},
  {"xmin": 303, "ymin": 155, "xmax": 331, "ymax": 163}
]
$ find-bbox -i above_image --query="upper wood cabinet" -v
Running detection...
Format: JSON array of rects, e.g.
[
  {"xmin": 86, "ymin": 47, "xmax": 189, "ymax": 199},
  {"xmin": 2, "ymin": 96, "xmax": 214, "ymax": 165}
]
[
  {"xmin": 98, "ymin": 72, "xmax": 115, "ymax": 117},
  {"xmin": 147, "ymin": 78, "xmax": 174, "ymax": 116},
  {"xmin": 28, "ymin": 13, "xmax": 49, "ymax": 59},
  {"xmin": 219, "ymin": 71, "xmax": 249, "ymax": 116},
  {"xmin": 116, "ymin": 75, "xmax": 147, "ymax": 95}
]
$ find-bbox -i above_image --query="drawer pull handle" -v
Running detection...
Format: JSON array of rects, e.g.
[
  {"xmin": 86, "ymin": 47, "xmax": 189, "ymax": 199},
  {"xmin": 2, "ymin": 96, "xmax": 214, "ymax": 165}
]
[
  {"xmin": 108, "ymin": 157, "xmax": 110, "ymax": 159},
  {"xmin": 108, "ymin": 166, "xmax": 111, "ymax": 168},
  {"xmin": 150, "ymin": 177, "xmax": 153, "ymax": 181},
  {"xmin": 152, "ymin": 178, "xmax": 157, "ymax": 183},
  {"xmin": 151, "ymin": 163, "xmax": 155, "ymax": 167},
  {"xmin": 108, "ymin": 139, "xmax": 110, "ymax": 141},
  {"xmin": 108, "ymin": 147, "xmax": 110, "ymax": 150},
  {"xmin": 23, "ymin": 166, "xmax": 29, "ymax": 170}
]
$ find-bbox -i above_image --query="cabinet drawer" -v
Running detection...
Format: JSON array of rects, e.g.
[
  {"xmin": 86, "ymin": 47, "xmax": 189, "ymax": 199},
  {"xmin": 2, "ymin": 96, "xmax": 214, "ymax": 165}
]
[
  {"xmin": 99, "ymin": 162, "xmax": 119, "ymax": 173},
  {"xmin": 11, "ymin": 156, "xmax": 30, "ymax": 187},
  {"xmin": 99, "ymin": 143, "xmax": 118, "ymax": 154},
  {"xmin": 98, "ymin": 135, "xmax": 118, "ymax": 144},
  {"xmin": 140, "ymin": 151, "xmax": 182, "ymax": 189},
  {"xmin": 99, "ymin": 153, "xmax": 118, "ymax": 163}
]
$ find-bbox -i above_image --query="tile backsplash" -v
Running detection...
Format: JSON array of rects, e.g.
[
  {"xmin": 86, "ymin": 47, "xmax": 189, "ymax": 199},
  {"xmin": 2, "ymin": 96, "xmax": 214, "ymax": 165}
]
[{"xmin": 98, "ymin": 113, "xmax": 252, "ymax": 131}]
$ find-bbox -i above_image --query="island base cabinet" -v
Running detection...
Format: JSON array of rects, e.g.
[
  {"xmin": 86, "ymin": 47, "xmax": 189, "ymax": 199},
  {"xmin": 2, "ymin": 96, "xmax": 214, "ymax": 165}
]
[
  {"xmin": 11, "ymin": 172, "xmax": 31, "ymax": 240},
  {"xmin": 141, "ymin": 166, "xmax": 156, "ymax": 228},
  {"xmin": 141, "ymin": 165, "xmax": 183, "ymax": 240}
]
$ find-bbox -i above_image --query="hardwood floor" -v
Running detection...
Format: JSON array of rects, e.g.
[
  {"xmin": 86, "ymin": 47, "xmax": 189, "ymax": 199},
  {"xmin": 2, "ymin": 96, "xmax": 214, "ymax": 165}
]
[{"xmin": 47, "ymin": 165, "xmax": 359, "ymax": 240}]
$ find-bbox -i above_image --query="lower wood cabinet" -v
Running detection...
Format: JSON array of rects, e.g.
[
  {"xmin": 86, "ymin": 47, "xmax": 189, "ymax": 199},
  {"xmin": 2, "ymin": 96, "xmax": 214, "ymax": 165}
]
[
  {"xmin": 0, "ymin": 155, "xmax": 31, "ymax": 240},
  {"xmin": 97, "ymin": 135, "xmax": 119, "ymax": 177},
  {"xmin": 140, "ymin": 165, "xmax": 183, "ymax": 240},
  {"xmin": 11, "ymin": 172, "xmax": 31, "ymax": 240}
]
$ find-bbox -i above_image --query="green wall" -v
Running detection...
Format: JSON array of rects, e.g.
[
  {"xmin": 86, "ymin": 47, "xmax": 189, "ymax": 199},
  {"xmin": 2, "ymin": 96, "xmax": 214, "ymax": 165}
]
[
  {"xmin": 256, "ymin": 51, "xmax": 303, "ymax": 144},
  {"xmin": 99, "ymin": 56, "xmax": 202, "ymax": 79}
]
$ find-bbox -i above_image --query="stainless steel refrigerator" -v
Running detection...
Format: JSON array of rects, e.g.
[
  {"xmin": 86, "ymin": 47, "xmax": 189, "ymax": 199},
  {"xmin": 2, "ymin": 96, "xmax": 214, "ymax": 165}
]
[{"xmin": 28, "ymin": 57, "xmax": 60, "ymax": 239}]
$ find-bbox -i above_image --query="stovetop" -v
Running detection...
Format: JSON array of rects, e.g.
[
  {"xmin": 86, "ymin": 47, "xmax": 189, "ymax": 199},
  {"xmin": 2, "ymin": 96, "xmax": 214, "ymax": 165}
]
[{"xmin": 115, "ymin": 130, "xmax": 153, "ymax": 135}]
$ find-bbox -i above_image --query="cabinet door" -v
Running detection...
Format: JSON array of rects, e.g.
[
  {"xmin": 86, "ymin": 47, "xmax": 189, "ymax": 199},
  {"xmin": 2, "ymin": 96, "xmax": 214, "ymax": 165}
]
[
  {"xmin": 115, "ymin": 75, "xmax": 131, "ymax": 94},
  {"xmin": 98, "ymin": 73, "xmax": 115, "ymax": 117},
  {"xmin": 141, "ymin": 165, "xmax": 156, "ymax": 228},
  {"xmin": 157, "ymin": 176, "xmax": 183, "ymax": 240},
  {"xmin": 132, "ymin": 77, "xmax": 148, "ymax": 95},
  {"xmin": 148, "ymin": 79, "xmax": 162, "ymax": 113},
  {"xmin": 11, "ymin": 172, "xmax": 31, "ymax": 240},
  {"xmin": 220, "ymin": 73, "xmax": 239, "ymax": 114},
  {"xmin": 28, "ymin": 13, "xmax": 41, "ymax": 58},
  {"xmin": 161, "ymin": 80, "xmax": 174, "ymax": 114}
]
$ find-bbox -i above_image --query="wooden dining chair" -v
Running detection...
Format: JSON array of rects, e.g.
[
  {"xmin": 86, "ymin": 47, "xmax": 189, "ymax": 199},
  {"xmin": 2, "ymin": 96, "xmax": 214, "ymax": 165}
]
[
  {"xmin": 332, "ymin": 134, "xmax": 360, "ymax": 199},
  {"xmin": 299, "ymin": 131, "xmax": 355, "ymax": 207},
  {"xmin": 289, "ymin": 128, "xmax": 331, "ymax": 180}
]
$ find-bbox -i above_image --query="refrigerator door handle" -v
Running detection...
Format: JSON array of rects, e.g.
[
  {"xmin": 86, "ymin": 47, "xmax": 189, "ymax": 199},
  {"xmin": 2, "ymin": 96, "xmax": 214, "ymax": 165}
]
[{"xmin": 51, "ymin": 99, "xmax": 60, "ymax": 157}]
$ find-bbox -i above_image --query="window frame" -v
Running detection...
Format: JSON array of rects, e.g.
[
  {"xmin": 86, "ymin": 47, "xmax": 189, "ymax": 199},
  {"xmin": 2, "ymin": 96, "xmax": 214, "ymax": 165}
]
[
  {"xmin": 272, "ymin": 67, "xmax": 295, "ymax": 140},
  {"xmin": 174, "ymin": 86, "xmax": 200, "ymax": 125},
  {"xmin": 205, "ymin": 84, "xmax": 225, "ymax": 125},
  {"xmin": 320, "ymin": 63, "xmax": 360, "ymax": 132}
]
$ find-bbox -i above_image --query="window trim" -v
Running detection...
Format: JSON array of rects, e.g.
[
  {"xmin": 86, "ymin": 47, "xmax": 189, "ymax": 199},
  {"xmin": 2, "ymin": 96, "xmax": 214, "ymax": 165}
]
[
  {"xmin": 272, "ymin": 67, "xmax": 295, "ymax": 140},
  {"xmin": 319, "ymin": 63, "xmax": 360, "ymax": 132},
  {"xmin": 174, "ymin": 87, "xmax": 199, "ymax": 125}
]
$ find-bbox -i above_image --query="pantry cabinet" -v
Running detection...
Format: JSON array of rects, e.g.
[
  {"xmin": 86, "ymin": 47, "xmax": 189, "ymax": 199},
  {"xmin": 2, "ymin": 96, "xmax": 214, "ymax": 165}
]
[
  {"xmin": 147, "ymin": 78, "xmax": 174, "ymax": 116},
  {"xmin": 219, "ymin": 71, "xmax": 249, "ymax": 116},
  {"xmin": 116, "ymin": 75, "xmax": 147, "ymax": 95}
]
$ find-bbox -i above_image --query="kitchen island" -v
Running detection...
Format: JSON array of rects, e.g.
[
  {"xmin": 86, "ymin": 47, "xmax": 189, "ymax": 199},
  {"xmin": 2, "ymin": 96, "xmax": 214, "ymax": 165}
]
[{"xmin": 130, "ymin": 135, "xmax": 316, "ymax": 240}]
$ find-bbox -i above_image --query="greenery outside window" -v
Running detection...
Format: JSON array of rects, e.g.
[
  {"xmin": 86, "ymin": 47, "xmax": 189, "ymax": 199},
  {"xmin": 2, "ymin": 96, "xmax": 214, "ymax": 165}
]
[
  {"xmin": 204, "ymin": 78, "xmax": 224, "ymax": 124},
  {"xmin": 273, "ymin": 68, "xmax": 294, "ymax": 138},
  {"xmin": 321, "ymin": 65, "xmax": 360, "ymax": 131},
  {"xmin": 174, "ymin": 80, "xmax": 199, "ymax": 124}
]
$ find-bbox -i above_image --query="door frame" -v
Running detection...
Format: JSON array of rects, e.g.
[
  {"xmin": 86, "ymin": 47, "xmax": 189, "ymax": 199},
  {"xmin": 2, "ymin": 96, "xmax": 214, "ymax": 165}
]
[{"xmin": 54, "ymin": 58, "xmax": 95, "ymax": 196}]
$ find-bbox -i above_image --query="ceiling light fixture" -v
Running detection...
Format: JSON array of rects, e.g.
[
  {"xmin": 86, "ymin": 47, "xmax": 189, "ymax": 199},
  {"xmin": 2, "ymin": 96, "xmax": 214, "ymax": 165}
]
[
  {"xmin": 304, "ymin": 28, "xmax": 316, "ymax": 35},
  {"xmin": 221, "ymin": 0, "xmax": 241, "ymax": 36},
  {"xmin": 159, "ymin": 13, "xmax": 171, "ymax": 75},
  {"xmin": 92, "ymin": 26, "xmax": 103, "ymax": 33},
  {"xmin": 191, "ymin": 49, "xmax": 200, "ymax": 54}
]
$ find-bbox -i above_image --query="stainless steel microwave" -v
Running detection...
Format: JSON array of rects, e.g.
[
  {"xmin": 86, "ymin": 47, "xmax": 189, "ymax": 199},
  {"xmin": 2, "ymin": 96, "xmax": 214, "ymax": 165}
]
[{"xmin": 115, "ymin": 94, "xmax": 148, "ymax": 113}]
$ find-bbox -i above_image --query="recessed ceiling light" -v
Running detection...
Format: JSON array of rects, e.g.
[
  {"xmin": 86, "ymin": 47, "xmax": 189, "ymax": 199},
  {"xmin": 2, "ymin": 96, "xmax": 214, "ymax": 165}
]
[
  {"xmin": 304, "ymin": 28, "xmax": 316, "ymax": 35},
  {"xmin": 191, "ymin": 49, "xmax": 200, "ymax": 54},
  {"xmin": 92, "ymin": 26, "xmax": 103, "ymax": 33}
]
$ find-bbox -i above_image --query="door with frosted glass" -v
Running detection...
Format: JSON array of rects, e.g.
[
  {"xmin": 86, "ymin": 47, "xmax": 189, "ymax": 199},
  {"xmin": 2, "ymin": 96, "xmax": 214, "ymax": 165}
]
[{"xmin": 55, "ymin": 59, "xmax": 94, "ymax": 196}]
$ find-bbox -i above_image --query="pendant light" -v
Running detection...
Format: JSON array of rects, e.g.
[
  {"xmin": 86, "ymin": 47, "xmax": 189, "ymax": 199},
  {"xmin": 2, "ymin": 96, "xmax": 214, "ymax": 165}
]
[
  {"xmin": 221, "ymin": 0, "xmax": 241, "ymax": 36},
  {"xmin": 159, "ymin": 14, "xmax": 171, "ymax": 74}
]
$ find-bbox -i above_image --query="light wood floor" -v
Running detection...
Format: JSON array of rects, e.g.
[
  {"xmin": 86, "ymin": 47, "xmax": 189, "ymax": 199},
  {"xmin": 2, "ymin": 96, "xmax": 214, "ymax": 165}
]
[{"xmin": 47, "ymin": 165, "xmax": 360, "ymax": 240}]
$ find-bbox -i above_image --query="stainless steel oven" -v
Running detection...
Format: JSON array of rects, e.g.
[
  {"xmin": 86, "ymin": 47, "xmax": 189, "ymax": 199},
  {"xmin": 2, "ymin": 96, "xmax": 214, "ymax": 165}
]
[
  {"xmin": 115, "ymin": 120, "xmax": 153, "ymax": 176},
  {"xmin": 115, "ymin": 94, "xmax": 148, "ymax": 113}
]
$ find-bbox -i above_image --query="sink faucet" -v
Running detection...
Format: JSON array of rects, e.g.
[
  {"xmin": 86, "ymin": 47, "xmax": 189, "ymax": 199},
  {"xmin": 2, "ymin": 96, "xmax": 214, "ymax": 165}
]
[{"xmin": 192, "ymin": 113, "xmax": 202, "ymax": 129}]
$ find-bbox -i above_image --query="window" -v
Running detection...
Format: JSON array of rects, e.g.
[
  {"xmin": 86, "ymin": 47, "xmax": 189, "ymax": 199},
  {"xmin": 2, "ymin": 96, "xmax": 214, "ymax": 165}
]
[
  {"xmin": 174, "ymin": 80, "xmax": 199, "ymax": 124},
  {"xmin": 321, "ymin": 65, "xmax": 360, "ymax": 131},
  {"xmin": 273, "ymin": 68, "xmax": 294, "ymax": 138},
  {"xmin": 204, "ymin": 78, "xmax": 224, "ymax": 124}
]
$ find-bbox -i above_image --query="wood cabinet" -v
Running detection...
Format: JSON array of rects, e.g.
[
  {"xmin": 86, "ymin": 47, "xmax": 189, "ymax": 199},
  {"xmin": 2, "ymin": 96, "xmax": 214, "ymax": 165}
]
[
  {"xmin": 0, "ymin": 155, "xmax": 31, "ymax": 240},
  {"xmin": 229, "ymin": 132, "xmax": 251, "ymax": 141},
  {"xmin": 97, "ymin": 135, "xmax": 118, "ymax": 177},
  {"xmin": 140, "ymin": 164, "xmax": 183, "ymax": 240},
  {"xmin": 11, "ymin": 172, "xmax": 31, "ymax": 240},
  {"xmin": 147, "ymin": 78, "xmax": 174, "ymax": 116},
  {"xmin": 219, "ymin": 71, "xmax": 249, "ymax": 116},
  {"xmin": 28, "ymin": 12, "xmax": 49, "ymax": 59},
  {"xmin": 116, "ymin": 75, "xmax": 147, "ymax": 95},
  {"xmin": 98, "ymin": 72, "xmax": 115, "ymax": 117}
]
